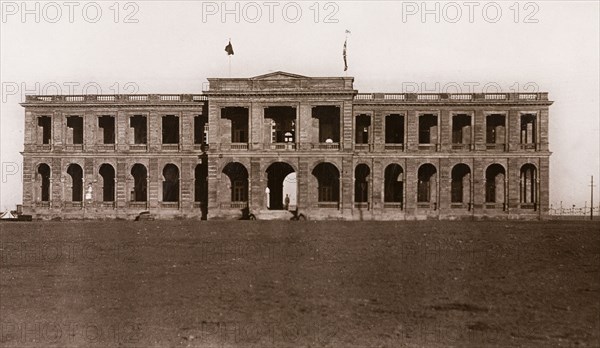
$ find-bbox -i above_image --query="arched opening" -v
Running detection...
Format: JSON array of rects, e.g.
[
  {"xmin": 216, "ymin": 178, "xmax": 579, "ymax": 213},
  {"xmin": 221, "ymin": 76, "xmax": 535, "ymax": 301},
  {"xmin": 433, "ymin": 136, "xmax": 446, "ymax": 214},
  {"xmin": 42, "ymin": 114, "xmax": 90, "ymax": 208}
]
[
  {"xmin": 131, "ymin": 164, "xmax": 147, "ymax": 202},
  {"xmin": 417, "ymin": 164, "xmax": 437, "ymax": 203},
  {"xmin": 520, "ymin": 164, "xmax": 537, "ymax": 204},
  {"xmin": 312, "ymin": 163, "xmax": 340, "ymax": 204},
  {"xmin": 384, "ymin": 164, "xmax": 403, "ymax": 206},
  {"xmin": 354, "ymin": 164, "xmax": 370, "ymax": 203},
  {"xmin": 266, "ymin": 162, "xmax": 295, "ymax": 210},
  {"xmin": 99, "ymin": 164, "xmax": 115, "ymax": 202},
  {"xmin": 485, "ymin": 164, "xmax": 505, "ymax": 203},
  {"xmin": 162, "ymin": 164, "xmax": 180, "ymax": 202},
  {"xmin": 222, "ymin": 162, "xmax": 248, "ymax": 202},
  {"xmin": 37, "ymin": 163, "xmax": 51, "ymax": 202},
  {"xmin": 66, "ymin": 164, "xmax": 83, "ymax": 202},
  {"xmin": 451, "ymin": 164, "xmax": 471, "ymax": 203}
]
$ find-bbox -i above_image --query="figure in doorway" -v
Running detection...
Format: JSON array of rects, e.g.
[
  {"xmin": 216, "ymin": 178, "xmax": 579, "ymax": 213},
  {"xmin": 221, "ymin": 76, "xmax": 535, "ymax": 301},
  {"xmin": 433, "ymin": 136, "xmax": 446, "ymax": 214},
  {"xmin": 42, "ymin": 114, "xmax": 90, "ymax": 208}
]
[{"xmin": 284, "ymin": 194, "xmax": 290, "ymax": 211}]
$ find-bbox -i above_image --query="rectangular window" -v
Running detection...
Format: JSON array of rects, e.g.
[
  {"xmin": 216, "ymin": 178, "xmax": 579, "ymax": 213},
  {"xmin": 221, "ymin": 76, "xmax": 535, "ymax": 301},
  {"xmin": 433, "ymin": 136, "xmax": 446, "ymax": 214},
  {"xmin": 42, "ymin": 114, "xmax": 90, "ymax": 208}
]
[
  {"xmin": 355, "ymin": 114, "xmax": 371, "ymax": 144},
  {"xmin": 486, "ymin": 114, "xmax": 506, "ymax": 144},
  {"xmin": 66, "ymin": 116, "xmax": 83, "ymax": 144},
  {"xmin": 418, "ymin": 114, "xmax": 438, "ymax": 144},
  {"xmin": 312, "ymin": 106, "xmax": 340, "ymax": 143},
  {"xmin": 452, "ymin": 114, "xmax": 471, "ymax": 144},
  {"xmin": 520, "ymin": 114, "xmax": 536, "ymax": 143},
  {"xmin": 162, "ymin": 115, "xmax": 180, "ymax": 144},
  {"xmin": 385, "ymin": 114, "xmax": 404, "ymax": 144},
  {"xmin": 37, "ymin": 116, "xmax": 52, "ymax": 144},
  {"xmin": 98, "ymin": 116, "xmax": 115, "ymax": 144},
  {"xmin": 130, "ymin": 115, "xmax": 147, "ymax": 144}
]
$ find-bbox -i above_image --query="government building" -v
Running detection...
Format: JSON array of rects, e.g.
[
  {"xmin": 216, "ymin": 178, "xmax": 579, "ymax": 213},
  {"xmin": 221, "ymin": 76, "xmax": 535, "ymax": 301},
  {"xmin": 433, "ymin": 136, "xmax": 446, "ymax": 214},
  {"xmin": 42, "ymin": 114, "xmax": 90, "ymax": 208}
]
[{"xmin": 20, "ymin": 72, "xmax": 552, "ymax": 220}]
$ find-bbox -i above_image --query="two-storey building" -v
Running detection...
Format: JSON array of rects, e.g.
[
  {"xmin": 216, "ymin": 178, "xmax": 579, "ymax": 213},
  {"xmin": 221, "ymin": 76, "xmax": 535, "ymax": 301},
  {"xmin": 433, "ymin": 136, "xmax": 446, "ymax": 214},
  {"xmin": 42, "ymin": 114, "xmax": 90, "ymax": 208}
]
[{"xmin": 20, "ymin": 72, "xmax": 552, "ymax": 220}]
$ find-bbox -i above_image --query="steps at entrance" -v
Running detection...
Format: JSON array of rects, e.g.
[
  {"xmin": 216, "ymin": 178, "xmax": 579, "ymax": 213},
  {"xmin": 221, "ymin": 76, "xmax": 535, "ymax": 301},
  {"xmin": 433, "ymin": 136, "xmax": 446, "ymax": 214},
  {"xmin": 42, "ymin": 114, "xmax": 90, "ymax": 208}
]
[{"xmin": 256, "ymin": 210, "xmax": 294, "ymax": 220}]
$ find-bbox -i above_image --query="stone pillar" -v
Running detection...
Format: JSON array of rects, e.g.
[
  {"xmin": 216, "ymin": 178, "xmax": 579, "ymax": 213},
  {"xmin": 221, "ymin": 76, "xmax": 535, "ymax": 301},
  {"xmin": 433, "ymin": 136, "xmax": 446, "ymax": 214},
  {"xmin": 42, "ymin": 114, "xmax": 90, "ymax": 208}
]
[
  {"xmin": 539, "ymin": 108, "xmax": 549, "ymax": 151},
  {"xmin": 372, "ymin": 159, "xmax": 383, "ymax": 210},
  {"xmin": 206, "ymin": 157, "xmax": 219, "ymax": 219},
  {"xmin": 438, "ymin": 158, "xmax": 451, "ymax": 212},
  {"xmin": 117, "ymin": 112, "xmax": 127, "ymax": 151},
  {"xmin": 148, "ymin": 158, "xmax": 159, "ymax": 208},
  {"xmin": 22, "ymin": 157, "xmax": 34, "ymax": 210},
  {"xmin": 508, "ymin": 157, "xmax": 520, "ymax": 210},
  {"xmin": 116, "ymin": 159, "xmax": 127, "ymax": 209},
  {"xmin": 508, "ymin": 110, "xmax": 520, "ymax": 151},
  {"xmin": 250, "ymin": 158, "xmax": 262, "ymax": 212},
  {"xmin": 208, "ymin": 103, "xmax": 220, "ymax": 151},
  {"xmin": 84, "ymin": 113, "xmax": 95, "ymax": 152},
  {"xmin": 181, "ymin": 112, "xmax": 194, "ymax": 151},
  {"xmin": 373, "ymin": 111, "xmax": 384, "ymax": 152},
  {"xmin": 51, "ymin": 157, "xmax": 62, "ymax": 209},
  {"xmin": 404, "ymin": 158, "xmax": 417, "ymax": 214},
  {"xmin": 250, "ymin": 103, "xmax": 263, "ymax": 150},
  {"xmin": 474, "ymin": 110, "xmax": 485, "ymax": 151},
  {"xmin": 180, "ymin": 157, "xmax": 195, "ymax": 210},
  {"xmin": 539, "ymin": 157, "xmax": 550, "ymax": 216},
  {"xmin": 440, "ymin": 110, "xmax": 451, "ymax": 151},
  {"xmin": 472, "ymin": 158, "xmax": 485, "ymax": 214},
  {"xmin": 297, "ymin": 158, "xmax": 310, "ymax": 211},
  {"xmin": 341, "ymin": 101, "xmax": 353, "ymax": 151},
  {"xmin": 298, "ymin": 103, "xmax": 312, "ymax": 150},
  {"xmin": 341, "ymin": 157, "xmax": 353, "ymax": 213},
  {"xmin": 52, "ymin": 111, "xmax": 63, "ymax": 151},
  {"xmin": 149, "ymin": 112, "xmax": 161, "ymax": 152},
  {"xmin": 24, "ymin": 111, "xmax": 33, "ymax": 146},
  {"xmin": 406, "ymin": 110, "xmax": 417, "ymax": 151}
]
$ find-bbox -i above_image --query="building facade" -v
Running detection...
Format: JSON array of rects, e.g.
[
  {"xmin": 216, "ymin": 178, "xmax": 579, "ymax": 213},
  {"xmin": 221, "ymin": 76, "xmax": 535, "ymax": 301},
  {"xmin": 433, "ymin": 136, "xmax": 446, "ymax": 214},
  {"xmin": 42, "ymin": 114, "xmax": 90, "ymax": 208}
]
[{"xmin": 21, "ymin": 72, "xmax": 552, "ymax": 220}]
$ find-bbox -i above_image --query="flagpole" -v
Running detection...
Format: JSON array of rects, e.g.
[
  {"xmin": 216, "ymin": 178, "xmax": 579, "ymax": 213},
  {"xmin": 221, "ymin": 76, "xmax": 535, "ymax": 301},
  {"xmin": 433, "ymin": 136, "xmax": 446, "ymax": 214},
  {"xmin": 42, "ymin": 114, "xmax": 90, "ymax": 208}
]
[
  {"xmin": 228, "ymin": 37, "xmax": 232, "ymax": 77},
  {"xmin": 345, "ymin": 31, "xmax": 349, "ymax": 77}
]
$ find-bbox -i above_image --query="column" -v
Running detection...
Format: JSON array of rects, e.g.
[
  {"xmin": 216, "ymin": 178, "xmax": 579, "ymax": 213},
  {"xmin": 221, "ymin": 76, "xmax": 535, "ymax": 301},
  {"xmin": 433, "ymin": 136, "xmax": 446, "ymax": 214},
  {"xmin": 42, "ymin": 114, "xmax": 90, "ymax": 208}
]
[
  {"xmin": 474, "ymin": 110, "xmax": 485, "ymax": 151},
  {"xmin": 250, "ymin": 103, "xmax": 263, "ymax": 150},
  {"xmin": 508, "ymin": 110, "xmax": 520, "ymax": 151},
  {"xmin": 440, "ymin": 110, "xmax": 451, "ymax": 151},
  {"xmin": 406, "ymin": 110, "xmax": 417, "ymax": 151},
  {"xmin": 373, "ymin": 111, "xmax": 384, "ymax": 152}
]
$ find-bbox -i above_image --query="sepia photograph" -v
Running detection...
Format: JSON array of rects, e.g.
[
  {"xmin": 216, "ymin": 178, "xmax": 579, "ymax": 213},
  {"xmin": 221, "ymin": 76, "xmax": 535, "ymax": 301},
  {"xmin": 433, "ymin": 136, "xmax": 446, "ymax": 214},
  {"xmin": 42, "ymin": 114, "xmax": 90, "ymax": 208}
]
[{"xmin": 1, "ymin": 1, "xmax": 599, "ymax": 347}]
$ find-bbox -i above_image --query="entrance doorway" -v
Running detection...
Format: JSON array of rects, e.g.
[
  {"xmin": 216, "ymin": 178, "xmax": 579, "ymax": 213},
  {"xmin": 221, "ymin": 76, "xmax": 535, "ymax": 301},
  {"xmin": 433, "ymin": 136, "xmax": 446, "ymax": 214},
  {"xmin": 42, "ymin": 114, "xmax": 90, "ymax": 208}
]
[{"xmin": 266, "ymin": 162, "xmax": 296, "ymax": 210}]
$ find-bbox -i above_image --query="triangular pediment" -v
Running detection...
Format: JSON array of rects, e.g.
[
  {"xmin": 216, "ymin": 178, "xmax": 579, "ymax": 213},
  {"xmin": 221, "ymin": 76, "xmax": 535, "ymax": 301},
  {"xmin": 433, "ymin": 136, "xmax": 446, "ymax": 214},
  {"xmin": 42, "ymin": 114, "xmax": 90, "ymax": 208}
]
[{"xmin": 251, "ymin": 71, "xmax": 308, "ymax": 80}]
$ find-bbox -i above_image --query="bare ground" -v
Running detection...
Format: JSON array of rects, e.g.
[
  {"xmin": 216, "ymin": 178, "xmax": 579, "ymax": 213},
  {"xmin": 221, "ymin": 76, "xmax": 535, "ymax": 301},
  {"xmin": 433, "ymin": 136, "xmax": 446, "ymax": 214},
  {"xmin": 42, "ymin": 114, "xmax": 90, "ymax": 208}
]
[{"xmin": 0, "ymin": 220, "xmax": 598, "ymax": 347}]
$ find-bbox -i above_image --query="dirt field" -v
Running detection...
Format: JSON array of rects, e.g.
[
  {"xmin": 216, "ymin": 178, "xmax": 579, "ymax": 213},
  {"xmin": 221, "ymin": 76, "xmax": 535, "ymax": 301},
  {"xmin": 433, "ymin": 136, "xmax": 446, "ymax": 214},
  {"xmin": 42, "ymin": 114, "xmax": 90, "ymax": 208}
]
[{"xmin": 0, "ymin": 220, "xmax": 598, "ymax": 347}]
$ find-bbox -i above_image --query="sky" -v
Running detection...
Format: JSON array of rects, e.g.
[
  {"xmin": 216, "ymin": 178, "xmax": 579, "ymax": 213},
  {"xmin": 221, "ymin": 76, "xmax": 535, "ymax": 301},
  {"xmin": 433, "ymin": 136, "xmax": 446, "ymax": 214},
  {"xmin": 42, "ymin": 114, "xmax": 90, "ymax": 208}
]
[{"xmin": 1, "ymin": 0, "xmax": 599, "ymax": 211}]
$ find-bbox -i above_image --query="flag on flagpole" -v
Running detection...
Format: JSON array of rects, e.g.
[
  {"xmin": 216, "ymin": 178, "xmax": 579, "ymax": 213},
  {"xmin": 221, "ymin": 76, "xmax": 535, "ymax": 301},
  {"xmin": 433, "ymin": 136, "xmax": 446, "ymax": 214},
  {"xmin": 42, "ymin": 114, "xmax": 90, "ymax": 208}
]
[
  {"xmin": 225, "ymin": 40, "xmax": 234, "ymax": 55},
  {"xmin": 343, "ymin": 38, "xmax": 348, "ymax": 71}
]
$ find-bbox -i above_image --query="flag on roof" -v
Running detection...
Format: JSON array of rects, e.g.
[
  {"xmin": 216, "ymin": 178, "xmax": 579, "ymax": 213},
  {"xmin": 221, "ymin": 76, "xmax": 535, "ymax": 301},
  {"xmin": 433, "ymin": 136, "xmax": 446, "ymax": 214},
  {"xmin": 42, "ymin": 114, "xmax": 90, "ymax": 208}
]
[{"xmin": 225, "ymin": 40, "xmax": 234, "ymax": 55}]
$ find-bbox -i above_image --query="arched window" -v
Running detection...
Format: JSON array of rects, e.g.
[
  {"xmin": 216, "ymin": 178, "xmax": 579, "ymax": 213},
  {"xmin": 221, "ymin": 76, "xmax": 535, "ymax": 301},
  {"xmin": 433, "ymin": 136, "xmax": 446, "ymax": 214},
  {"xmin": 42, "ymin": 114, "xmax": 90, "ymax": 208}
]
[
  {"xmin": 520, "ymin": 164, "xmax": 537, "ymax": 204},
  {"xmin": 485, "ymin": 164, "xmax": 505, "ymax": 203},
  {"xmin": 417, "ymin": 164, "xmax": 437, "ymax": 203},
  {"xmin": 131, "ymin": 164, "xmax": 147, "ymax": 202},
  {"xmin": 99, "ymin": 164, "xmax": 115, "ymax": 202},
  {"xmin": 66, "ymin": 164, "xmax": 83, "ymax": 202},
  {"xmin": 162, "ymin": 164, "xmax": 180, "ymax": 202},
  {"xmin": 37, "ymin": 164, "xmax": 51, "ymax": 201},
  {"xmin": 384, "ymin": 164, "xmax": 403, "ymax": 206},
  {"xmin": 222, "ymin": 162, "xmax": 248, "ymax": 202},
  {"xmin": 266, "ymin": 162, "xmax": 295, "ymax": 210},
  {"xmin": 451, "ymin": 164, "xmax": 471, "ymax": 204},
  {"xmin": 312, "ymin": 163, "xmax": 340, "ymax": 203}
]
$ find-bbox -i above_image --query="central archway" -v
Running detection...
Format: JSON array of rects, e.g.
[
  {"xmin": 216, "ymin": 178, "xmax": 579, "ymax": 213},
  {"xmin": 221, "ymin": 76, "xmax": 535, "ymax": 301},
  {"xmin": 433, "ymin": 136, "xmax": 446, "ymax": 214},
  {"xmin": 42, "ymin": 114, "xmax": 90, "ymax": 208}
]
[{"xmin": 266, "ymin": 162, "xmax": 295, "ymax": 210}]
